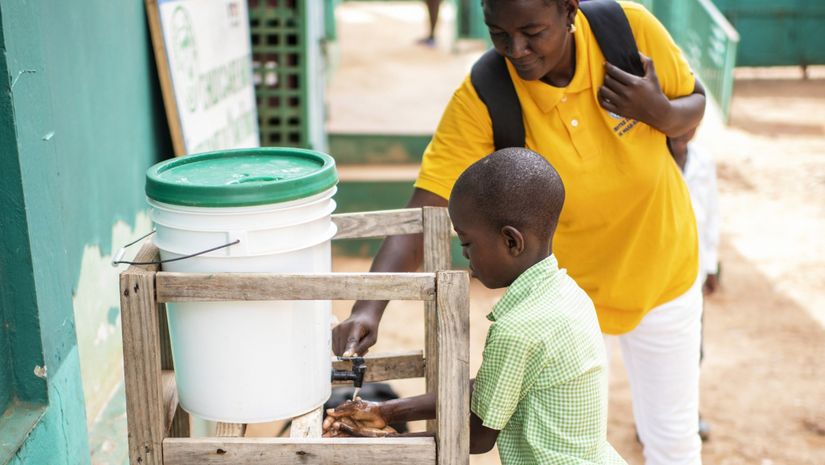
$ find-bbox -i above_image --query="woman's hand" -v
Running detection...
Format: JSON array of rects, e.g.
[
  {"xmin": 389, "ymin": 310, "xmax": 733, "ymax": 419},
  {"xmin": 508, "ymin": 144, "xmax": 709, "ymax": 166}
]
[
  {"xmin": 332, "ymin": 307, "xmax": 382, "ymax": 356},
  {"xmin": 598, "ymin": 52, "xmax": 671, "ymax": 129},
  {"xmin": 598, "ymin": 52, "xmax": 706, "ymax": 137}
]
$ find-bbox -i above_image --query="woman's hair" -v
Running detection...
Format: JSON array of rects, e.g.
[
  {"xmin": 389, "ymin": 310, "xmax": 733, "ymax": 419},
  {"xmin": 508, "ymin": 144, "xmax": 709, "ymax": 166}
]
[{"xmin": 450, "ymin": 147, "xmax": 565, "ymax": 240}]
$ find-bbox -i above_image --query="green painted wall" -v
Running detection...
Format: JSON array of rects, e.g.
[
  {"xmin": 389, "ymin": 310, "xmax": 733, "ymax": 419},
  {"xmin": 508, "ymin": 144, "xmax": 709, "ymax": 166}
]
[
  {"xmin": 0, "ymin": 0, "xmax": 171, "ymax": 462},
  {"xmin": 8, "ymin": 348, "xmax": 88, "ymax": 465},
  {"xmin": 711, "ymin": 0, "xmax": 825, "ymax": 67}
]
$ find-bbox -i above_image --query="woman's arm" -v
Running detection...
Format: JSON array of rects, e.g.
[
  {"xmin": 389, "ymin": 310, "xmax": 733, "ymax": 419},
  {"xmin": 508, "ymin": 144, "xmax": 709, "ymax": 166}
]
[{"xmin": 331, "ymin": 188, "xmax": 448, "ymax": 356}]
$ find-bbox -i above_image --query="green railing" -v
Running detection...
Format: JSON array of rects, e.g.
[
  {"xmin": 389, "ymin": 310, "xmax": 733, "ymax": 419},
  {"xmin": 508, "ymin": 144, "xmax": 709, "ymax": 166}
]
[
  {"xmin": 654, "ymin": 0, "xmax": 739, "ymax": 120},
  {"xmin": 455, "ymin": 0, "xmax": 489, "ymax": 42}
]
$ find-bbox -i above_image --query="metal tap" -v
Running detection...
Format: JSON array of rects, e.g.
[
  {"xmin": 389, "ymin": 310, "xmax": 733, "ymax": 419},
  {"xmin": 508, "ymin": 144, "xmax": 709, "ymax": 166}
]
[{"xmin": 331, "ymin": 356, "xmax": 366, "ymax": 399}]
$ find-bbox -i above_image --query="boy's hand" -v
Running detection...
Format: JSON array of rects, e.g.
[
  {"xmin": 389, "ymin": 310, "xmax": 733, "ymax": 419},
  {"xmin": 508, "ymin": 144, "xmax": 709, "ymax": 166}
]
[
  {"xmin": 703, "ymin": 273, "xmax": 720, "ymax": 295},
  {"xmin": 322, "ymin": 399, "xmax": 398, "ymax": 438},
  {"xmin": 331, "ymin": 417, "xmax": 398, "ymax": 438},
  {"xmin": 326, "ymin": 399, "xmax": 387, "ymax": 429}
]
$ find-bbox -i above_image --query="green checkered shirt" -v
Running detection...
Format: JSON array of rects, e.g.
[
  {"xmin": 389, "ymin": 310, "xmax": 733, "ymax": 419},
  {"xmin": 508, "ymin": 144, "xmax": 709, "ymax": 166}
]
[{"xmin": 471, "ymin": 255, "xmax": 626, "ymax": 465}]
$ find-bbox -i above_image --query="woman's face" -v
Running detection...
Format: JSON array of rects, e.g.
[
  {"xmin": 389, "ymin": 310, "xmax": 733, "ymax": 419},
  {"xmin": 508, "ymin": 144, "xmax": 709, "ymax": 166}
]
[{"xmin": 483, "ymin": 0, "xmax": 576, "ymax": 82}]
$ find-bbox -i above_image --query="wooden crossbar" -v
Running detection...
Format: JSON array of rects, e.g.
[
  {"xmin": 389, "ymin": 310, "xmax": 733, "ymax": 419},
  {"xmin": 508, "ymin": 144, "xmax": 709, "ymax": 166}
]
[
  {"xmin": 331, "ymin": 208, "xmax": 423, "ymax": 239},
  {"xmin": 163, "ymin": 437, "xmax": 437, "ymax": 465},
  {"xmin": 156, "ymin": 272, "xmax": 436, "ymax": 303},
  {"xmin": 332, "ymin": 350, "xmax": 425, "ymax": 385}
]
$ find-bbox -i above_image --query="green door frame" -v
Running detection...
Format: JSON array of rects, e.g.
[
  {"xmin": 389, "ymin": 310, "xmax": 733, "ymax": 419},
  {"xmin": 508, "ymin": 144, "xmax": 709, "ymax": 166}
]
[{"xmin": 0, "ymin": 9, "xmax": 49, "ymax": 462}]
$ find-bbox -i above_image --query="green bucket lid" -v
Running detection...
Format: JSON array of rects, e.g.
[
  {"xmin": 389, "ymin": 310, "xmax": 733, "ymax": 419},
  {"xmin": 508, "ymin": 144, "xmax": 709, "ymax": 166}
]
[{"xmin": 145, "ymin": 148, "xmax": 338, "ymax": 207}]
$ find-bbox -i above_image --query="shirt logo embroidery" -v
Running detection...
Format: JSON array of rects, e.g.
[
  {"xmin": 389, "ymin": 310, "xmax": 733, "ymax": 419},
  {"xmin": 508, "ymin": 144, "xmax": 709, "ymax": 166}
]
[{"xmin": 612, "ymin": 117, "xmax": 639, "ymax": 137}]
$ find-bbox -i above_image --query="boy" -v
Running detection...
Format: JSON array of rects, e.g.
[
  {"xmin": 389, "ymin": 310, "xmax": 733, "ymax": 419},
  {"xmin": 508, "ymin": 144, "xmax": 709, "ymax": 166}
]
[
  {"xmin": 669, "ymin": 128, "xmax": 721, "ymax": 296},
  {"xmin": 669, "ymin": 128, "xmax": 721, "ymax": 441},
  {"xmin": 325, "ymin": 148, "xmax": 626, "ymax": 464}
]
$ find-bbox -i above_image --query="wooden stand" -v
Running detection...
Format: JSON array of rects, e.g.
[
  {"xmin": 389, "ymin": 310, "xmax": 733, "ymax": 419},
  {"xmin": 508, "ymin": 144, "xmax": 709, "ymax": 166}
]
[{"xmin": 119, "ymin": 208, "xmax": 469, "ymax": 465}]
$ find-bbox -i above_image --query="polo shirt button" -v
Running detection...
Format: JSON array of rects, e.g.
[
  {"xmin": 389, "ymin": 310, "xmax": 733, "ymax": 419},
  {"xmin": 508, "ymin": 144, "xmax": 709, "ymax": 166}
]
[
  {"xmin": 571, "ymin": 119, "xmax": 579, "ymax": 127},
  {"xmin": 561, "ymin": 95, "xmax": 568, "ymax": 102}
]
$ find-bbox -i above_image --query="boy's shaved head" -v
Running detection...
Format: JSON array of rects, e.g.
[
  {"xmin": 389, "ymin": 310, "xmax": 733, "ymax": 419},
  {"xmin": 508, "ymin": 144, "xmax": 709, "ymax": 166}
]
[{"xmin": 450, "ymin": 148, "xmax": 565, "ymax": 240}]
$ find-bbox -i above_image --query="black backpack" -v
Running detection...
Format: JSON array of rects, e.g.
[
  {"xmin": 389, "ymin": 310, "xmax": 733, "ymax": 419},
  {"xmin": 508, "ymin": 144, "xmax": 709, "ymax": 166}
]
[{"xmin": 470, "ymin": 0, "xmax": 644, "ymax": 150}]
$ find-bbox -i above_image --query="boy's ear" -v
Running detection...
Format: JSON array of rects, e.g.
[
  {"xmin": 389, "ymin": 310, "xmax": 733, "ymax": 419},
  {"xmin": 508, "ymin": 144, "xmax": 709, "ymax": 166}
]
[{"xmin": 500, "ymin": 226, "xmax": 525, "ymax": 256}]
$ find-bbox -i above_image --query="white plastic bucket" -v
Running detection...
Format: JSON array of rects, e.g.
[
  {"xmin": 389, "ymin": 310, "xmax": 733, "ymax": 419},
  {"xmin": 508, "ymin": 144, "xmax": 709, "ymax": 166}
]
[{"xmin": 149, "ymin": 182, "xmax": 336, "ymax": 423}]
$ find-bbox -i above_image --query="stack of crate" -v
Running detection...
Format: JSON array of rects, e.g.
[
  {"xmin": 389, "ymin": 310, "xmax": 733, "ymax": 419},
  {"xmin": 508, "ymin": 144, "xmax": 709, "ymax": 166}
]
[{"xmin": 248, "ymin": 0, "xmax": 326, "ymax": 150}]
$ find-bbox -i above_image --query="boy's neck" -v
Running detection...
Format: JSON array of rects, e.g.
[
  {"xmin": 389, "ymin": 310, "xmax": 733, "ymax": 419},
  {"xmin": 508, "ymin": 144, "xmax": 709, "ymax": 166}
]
[{"xmin": 506, "ymin": 245, "xmax": 553, "ymax": 286}]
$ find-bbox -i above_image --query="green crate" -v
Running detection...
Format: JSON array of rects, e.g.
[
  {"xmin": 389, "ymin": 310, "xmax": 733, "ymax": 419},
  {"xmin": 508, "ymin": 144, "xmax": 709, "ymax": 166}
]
[{"xmin": 248, "ymin": 0, "xmax": 309, "ymax": 147}]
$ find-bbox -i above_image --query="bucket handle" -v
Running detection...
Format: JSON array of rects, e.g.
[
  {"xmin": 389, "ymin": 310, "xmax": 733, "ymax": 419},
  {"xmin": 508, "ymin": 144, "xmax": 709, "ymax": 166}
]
[{"xmin": 111, "ymin": 230, "xmax": 240, "ymax": 267}]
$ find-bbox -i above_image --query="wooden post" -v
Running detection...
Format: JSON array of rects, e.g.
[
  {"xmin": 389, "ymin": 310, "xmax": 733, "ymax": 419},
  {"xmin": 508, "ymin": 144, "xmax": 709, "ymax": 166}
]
[
  {"xmin": 422, "ymin": 207, "xmax": 452, "ymax": 433},
  {"xmin": 435, "ymin": 271, "xmax": 470, "ymax": 465},
  {"xmin": 120, "ymin": 243, "xmax": 166, "ymax": 465},
  {"xmin": 216, "ymin": 422, "xmax": 247, "ymax": 438},
  {"xmin": 290, "ymin": 406, "xmax": 324, "ymax": 438}
]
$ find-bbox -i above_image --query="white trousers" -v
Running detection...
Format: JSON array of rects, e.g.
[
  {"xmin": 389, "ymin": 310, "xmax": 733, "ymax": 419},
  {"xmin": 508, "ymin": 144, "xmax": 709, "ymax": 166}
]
[{"xmin": 605, "ymin": 278, "xmax": 703, "ymax": 465}]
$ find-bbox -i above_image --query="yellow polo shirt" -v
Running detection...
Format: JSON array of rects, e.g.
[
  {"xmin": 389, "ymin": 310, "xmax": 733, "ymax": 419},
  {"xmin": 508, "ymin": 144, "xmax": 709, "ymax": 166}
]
[{"xmin": 415, "ymin": 2, "xmax": 698, "ymax": 334}]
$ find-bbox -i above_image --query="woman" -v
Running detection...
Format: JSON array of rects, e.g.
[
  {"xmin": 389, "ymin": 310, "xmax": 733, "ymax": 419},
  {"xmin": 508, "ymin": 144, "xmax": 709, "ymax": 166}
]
[{"xmin": 334, "ymin": 1, "xmax": 705, "ymax": 464}]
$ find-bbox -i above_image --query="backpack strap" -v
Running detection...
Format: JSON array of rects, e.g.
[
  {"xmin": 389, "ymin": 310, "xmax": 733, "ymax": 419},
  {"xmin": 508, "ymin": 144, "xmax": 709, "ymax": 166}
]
[
  {"xmin": 470, "ymin": 0, "xmax": 644, "ymax": 151},
  {"xmin": 579, "ymin": 0, "xmax": 645, "ymax": 77},
  {"xmin": 470, "ymin": 49, "xmax": 525, "ymax": 150}
]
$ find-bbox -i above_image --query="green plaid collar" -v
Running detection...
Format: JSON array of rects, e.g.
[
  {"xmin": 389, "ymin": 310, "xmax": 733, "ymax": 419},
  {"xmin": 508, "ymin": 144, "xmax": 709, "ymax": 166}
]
[{"xmin": 489, "ymin": 254, "xmax": 560, "ymax": 322}]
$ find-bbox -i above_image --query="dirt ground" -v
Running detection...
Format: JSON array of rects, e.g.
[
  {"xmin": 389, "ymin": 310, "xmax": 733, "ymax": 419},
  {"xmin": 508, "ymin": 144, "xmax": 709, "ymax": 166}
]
[{"xmin": 256, "ymin": 3, "xmax": 825, "ymax": 464}]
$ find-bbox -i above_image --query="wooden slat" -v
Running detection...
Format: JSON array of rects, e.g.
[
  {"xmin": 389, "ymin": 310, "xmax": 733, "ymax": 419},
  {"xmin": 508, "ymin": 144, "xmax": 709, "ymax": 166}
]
[
  {"xmin": 158, "ymin": 302, "xmax": 174, "ymax": 370},
  {"xmin": 162, "ymin": 370, "xmax": 178, "ymax": 434},
  {"xmin": 289, "ymin": 407, "xmax": 323, "ymax": 438},
  {"xmin": 216, "ymin": 422, "xmax": 247, "ymax": 438},
  {"xmin": 332, "ymin": 350, "xmax": 425, "ymax": 385},
  {"xmin": 422, "ymin": 207, "xmax": 452, "ymax": 433},
  {"xmin": 435, "ymin": 271, "xmax": 470, "ymax": 465},
  {"xmin": 163, "ymin": 437, "xmax": 436, "ymax": 465},
  {"xmin": 332, "ymin": 209, "xmax": 422, "ymax": 240},
  {"xmin": 159, "ymin": 306, "xmax": 191, "ymax": 438},
  {"xmin": 120, "ymin": 244, "xmax": 165, "ymax": 465},
  {"xmin": 156, "ymin": 272, "xmax": 436, "ymax": 303},
  {"xmin": 169, "ymin": 404, "xmax": 191, "ymax": 438}
]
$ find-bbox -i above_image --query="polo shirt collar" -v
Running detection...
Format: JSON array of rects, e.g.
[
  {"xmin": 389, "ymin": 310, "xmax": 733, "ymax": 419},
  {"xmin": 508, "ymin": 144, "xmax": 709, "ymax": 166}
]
[
  {"xmin": 511, "ymin": 14, "xmax": 591, "ymax": 114},
  {"xmin": 488, "ymin": 254, "xmax": 561, "ymax": 322}
]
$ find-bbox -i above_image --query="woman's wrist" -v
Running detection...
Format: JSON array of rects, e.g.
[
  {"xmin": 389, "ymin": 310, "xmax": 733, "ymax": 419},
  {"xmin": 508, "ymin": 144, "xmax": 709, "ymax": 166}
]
[
  {"xmin": 645, "ymin": 95, "xmax": 674, "ymax": 134},
  {"xmin": 351, "ymin": 300, "xmax": 387, "ymax": 320}
]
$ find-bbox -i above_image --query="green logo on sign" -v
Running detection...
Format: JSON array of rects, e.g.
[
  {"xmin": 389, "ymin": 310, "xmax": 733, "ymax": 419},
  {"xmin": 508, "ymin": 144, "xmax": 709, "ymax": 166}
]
[{"xmin": 171, "ymin": 6, "xmax": 199, "ymax": 113}]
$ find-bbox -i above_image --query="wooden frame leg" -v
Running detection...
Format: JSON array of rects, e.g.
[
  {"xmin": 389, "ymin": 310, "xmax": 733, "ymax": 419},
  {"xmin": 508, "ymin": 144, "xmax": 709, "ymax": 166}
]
[
  {"xmin": 436, "ymin": 271, "xmax": 470, "ymax": 465},
  {"xmin": 423, "ymin": 207, "xmax": 452, "ymax": 433},
  {"xmin": 121, "ymin": 266, "xmax": 165, "ymax": 465}
]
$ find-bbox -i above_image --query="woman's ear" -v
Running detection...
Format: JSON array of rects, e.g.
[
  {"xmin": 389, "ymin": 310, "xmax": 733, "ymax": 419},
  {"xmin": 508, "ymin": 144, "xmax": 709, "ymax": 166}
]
[
  {"xmin": 501, "ymin": 226, "xmax": 525, "ymax": 256},
  {"xmin": 565, "ymin": 0, "xmax": 579, "ymax": 24}
]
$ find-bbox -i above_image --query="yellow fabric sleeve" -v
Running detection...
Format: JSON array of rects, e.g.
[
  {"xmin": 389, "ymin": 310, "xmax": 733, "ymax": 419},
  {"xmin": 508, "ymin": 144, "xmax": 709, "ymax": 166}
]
[{"xmin": 415, "ymin": 76, "xmax": 496, "ymax": 200}]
